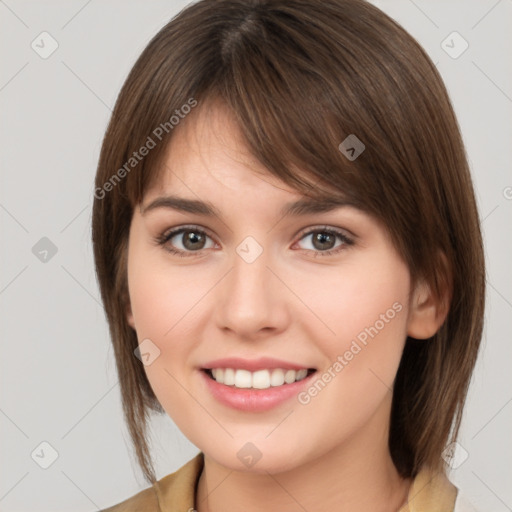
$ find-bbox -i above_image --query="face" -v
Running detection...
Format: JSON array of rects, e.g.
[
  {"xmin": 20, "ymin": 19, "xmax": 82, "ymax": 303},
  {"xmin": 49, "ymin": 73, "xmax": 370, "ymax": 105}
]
[{"xmin": 126, "ymin": 104, "xmax": 423, "ymax": 474}]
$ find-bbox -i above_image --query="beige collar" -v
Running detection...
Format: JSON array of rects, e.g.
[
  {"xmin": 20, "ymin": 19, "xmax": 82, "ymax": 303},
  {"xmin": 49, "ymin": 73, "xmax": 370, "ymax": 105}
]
[
  {"xmin": 400, "ymin": 467, "xmax": 458, "ymax": 511},
  {"xmin": 154, "ymin": 452, "xmax": 458, "ymax": 512}
]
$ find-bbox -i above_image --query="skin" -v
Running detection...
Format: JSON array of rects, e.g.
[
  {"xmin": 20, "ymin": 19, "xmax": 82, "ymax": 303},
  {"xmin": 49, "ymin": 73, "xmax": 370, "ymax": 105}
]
[{"xmin": 125, "ymin": 102, "xmax": 447, "ymax": 512}]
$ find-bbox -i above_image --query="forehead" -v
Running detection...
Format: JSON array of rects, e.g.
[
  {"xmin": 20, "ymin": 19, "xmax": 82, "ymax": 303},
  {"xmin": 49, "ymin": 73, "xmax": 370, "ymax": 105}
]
[
  {"xmin": 143, "ymin": 102, "xmax": 304, "ymax": 203},
  {"xmin": 140, "ymin": 101, "xmax": 368, "ymax": 225}
]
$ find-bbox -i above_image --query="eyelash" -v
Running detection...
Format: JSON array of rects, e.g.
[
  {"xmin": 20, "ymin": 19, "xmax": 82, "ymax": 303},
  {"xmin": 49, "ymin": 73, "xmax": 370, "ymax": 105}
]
[{"xmin": 155, "ymin": 224, "xmax": 354, "ymax": 259}]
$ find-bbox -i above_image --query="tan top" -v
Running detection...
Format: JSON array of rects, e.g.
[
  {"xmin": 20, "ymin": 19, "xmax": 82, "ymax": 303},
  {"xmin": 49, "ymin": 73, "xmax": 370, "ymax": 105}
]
[{"xmin": 101, "ymin": 452, "xmax": 458, "ymax": 512}]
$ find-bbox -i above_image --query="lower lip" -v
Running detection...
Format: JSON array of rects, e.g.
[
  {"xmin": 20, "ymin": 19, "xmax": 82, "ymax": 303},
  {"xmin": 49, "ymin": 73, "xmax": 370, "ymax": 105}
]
[{"xmin": 200, "ymin": 370, "xmax": 316, "ymax": 412}]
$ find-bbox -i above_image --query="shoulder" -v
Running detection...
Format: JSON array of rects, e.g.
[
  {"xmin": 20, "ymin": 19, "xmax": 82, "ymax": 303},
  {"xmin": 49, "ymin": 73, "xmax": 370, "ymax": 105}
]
[
  {"xmin": 100, "ymin": 452, "xmax": 204, "ymax": 512},
  {"xmin": 453, "ymin": 492, "xmax": 481, "ymax": 512},
  {"xmin": 406, "ymin": 467, "xmax": 458, "ymax": 510},
  {"xmin": 407, "ymin": 467, "xmax": 483, "ymax": 512}
]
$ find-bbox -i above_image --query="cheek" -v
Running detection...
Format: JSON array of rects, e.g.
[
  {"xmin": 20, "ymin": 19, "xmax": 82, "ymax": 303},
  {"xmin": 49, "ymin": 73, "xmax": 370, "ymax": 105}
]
[
  {"xmin": 292, "ymin": 272, "xmax": 409, "ymax": 450},
  {"xmin": 128, "ymin": 268, "xmax": 200, "ymax": 423},
  {"xmin": 292, "ymin": 257, "xmax": 410, "ymax": 347},
  {"xmin": 292, "ymin": 257, "xmax": 410, "ymax": 405},
  {"xmin": 128, "ymin": 261, "xmax": 209, "ymax": 338},
  {"xmin": 127, "ymin": 254, "xmax": 216, "ymax": 419}
]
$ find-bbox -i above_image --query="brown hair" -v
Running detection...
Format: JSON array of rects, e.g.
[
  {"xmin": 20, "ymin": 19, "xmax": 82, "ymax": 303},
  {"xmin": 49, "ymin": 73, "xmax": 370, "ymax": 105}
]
[{"xmin": 92, "ymin": 0, "xmax": 485, "ymax": 483}]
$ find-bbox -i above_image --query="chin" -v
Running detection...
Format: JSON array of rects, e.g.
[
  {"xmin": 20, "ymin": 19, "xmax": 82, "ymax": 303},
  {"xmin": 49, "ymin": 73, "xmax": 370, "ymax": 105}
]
[{"xmin": 200, "ymin": 439, "xmax": 310, "ymax": 475}]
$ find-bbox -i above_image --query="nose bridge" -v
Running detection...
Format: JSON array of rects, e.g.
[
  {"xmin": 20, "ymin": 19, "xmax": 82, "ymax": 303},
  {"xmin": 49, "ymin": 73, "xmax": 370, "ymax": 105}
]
[
  {"xmin": 229, "ymin": 239, "xmax": 273, "ymax": 308},
  {"xmin": 216, "ymin": 236, "xmax": 286, "ymax": 335}
]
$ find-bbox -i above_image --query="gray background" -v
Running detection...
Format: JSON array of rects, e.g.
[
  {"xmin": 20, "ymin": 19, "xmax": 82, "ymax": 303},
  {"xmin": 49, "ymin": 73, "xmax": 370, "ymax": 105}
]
[{"xmin": 1, "ymin": 1, "xmax": 511, "ymax": 510}]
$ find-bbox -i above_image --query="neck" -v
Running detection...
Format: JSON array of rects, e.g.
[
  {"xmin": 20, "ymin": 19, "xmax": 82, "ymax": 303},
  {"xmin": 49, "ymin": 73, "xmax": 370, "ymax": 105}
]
[{"xmin": 195, "ymin": 396, "xmax": 411, "ymax": 512}]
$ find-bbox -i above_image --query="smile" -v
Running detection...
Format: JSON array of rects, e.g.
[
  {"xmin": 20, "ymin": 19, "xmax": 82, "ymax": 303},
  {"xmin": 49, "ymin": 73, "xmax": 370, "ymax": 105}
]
[
  {"xmin": 200, "ymin": 367, "xmax": 318, "ymax": 412},
  {"xmin": 205, "ymin": 368, "xmax": 315, "ymax": 389}
]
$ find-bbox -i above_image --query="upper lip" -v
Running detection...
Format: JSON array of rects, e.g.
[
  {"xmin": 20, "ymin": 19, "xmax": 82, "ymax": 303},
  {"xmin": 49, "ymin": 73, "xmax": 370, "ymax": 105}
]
[{"xmin": 201, "ymin": 357, "xmax": 315, "ymax": 372}]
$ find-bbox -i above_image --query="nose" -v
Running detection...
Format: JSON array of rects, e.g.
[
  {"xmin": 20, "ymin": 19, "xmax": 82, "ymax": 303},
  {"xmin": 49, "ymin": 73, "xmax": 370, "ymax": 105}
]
[{"xmin": 214, "ymin": 244, "xmax": 290, "ymax": 340}]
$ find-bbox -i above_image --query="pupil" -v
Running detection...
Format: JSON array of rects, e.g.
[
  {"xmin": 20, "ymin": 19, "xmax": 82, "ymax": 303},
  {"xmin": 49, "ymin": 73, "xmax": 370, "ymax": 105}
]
[
  {"xmin": 314, "ymin": 232, "xmax": 334, "ymax": 250},
  {"xmin": 184, "ymin": 231, "xmax": 205, "ymax": 250}
]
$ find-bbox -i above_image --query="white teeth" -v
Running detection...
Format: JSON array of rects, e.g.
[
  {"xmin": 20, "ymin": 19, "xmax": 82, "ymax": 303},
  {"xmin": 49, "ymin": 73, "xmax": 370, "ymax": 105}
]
[
  {"xmin": 296, "ymin": 369, "xmax": 308, "ymax": 380},
  {"xmin": 270, "ymin": 369, "xmax": 285, "ymax": 387},
  {"xmin": 234, "ymin": 369, "xmax": 252, "ymax": 388},
  {"xmin": 208, "ymin": 368, "xmax": 311, "ymax": 389},
  {"xmin": 284, "ymin": 369, "xmax": 296, "ymax": 384},
  {"xmin": 252, "ymin": 370, "xmax": 271, "ymax": 389},
  {"xmin": 223, "ymin": 368, "xmax": 235, "ymax": 386}
]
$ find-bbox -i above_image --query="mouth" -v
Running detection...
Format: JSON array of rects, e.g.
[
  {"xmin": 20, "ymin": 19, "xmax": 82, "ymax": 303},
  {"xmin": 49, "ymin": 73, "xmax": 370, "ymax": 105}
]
[{"xmin": 201, "ymin": 367, "xmax": 317, "ymax": 390}]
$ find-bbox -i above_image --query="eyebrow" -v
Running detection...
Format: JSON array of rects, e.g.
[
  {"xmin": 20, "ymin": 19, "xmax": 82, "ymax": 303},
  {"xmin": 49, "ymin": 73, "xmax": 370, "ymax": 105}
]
[{"xmin": 141, "ymin": 195, "xmax": 353, "ymax": 218}]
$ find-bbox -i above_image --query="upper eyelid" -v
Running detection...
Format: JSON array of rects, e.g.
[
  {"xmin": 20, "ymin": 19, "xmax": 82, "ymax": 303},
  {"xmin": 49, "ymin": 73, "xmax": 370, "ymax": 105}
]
[
  {"xmin": 295, "ymin": 224, "xmax": 355, "ymax": 240},
  {"xmin": 162, "ymin": 224, "xmax": 217, "ymax": 242}
]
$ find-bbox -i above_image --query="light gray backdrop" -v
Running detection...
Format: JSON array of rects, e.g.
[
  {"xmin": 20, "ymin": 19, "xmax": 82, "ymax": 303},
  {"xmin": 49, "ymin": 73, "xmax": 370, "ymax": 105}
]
[{"xmin": 1, "ymin": 1, "xmax": 511, "ymax": 511}]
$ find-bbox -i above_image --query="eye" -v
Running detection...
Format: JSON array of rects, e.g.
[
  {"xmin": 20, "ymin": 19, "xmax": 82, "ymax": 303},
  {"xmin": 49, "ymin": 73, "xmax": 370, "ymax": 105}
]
[
  {"xmin": 156, "ymin": 226, "xmax": 216, "ymax": 257},
  {"xmin": 294, "ymin": 226, "xmax": 354, "ymax": 256},
  {"xmin": 156, "ymin": 225, "xmax": 354, "ymax": 258}
]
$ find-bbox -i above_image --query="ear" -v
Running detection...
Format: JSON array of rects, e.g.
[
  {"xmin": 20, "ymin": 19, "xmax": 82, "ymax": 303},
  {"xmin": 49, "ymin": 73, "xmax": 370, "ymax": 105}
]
[{"xmin": 407, "ymin": 255, "xmax": 452, "ymax": 340}]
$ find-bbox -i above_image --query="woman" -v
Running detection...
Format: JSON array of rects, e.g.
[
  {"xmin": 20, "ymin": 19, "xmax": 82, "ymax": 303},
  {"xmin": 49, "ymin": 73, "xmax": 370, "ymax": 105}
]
[{"xmin": 92, "ymin": 1, "xmax": 485, "ymax": 510}]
